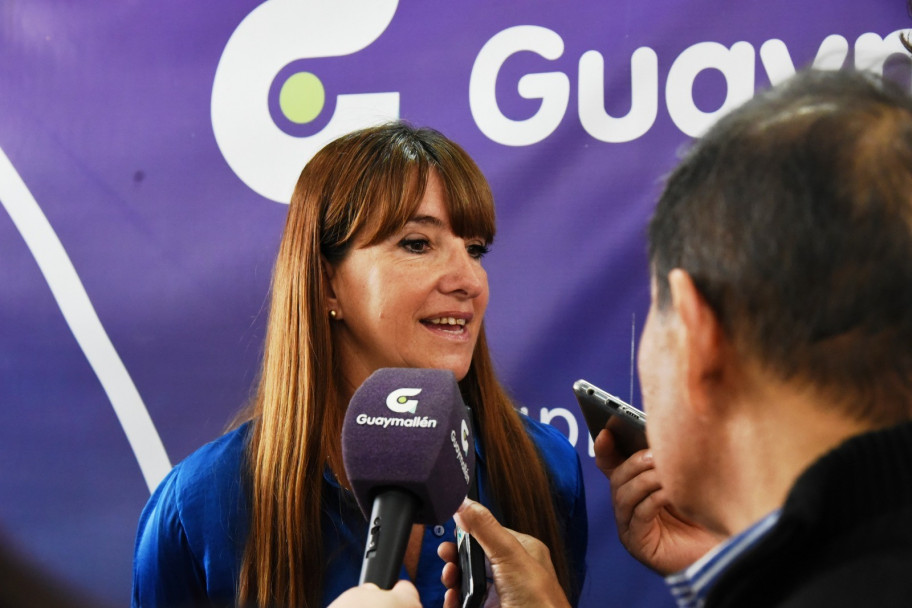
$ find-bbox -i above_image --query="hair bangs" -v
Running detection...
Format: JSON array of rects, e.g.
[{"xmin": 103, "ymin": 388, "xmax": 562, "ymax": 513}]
[
  {"xmin": 350, "ymin": 156, "xmax": 433, "ymax": 248},
  {"xmin": 436, "ymin": 157, "xmax": 496, "ymax": 245},
  {"xmin": 339, "ymin": 124, "xmax": 496, "ymax": 249}
]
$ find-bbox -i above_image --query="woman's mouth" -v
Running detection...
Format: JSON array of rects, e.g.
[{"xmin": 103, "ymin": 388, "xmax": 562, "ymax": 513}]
[{"xmin": 421, "ymin": 317, "xmax": 468, "ymax": 333}]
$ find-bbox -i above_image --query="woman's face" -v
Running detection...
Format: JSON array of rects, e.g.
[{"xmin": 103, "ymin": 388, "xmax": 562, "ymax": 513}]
[{"xmin": 327, "ymin": 171, "xmax": 490, "ymax": 391}]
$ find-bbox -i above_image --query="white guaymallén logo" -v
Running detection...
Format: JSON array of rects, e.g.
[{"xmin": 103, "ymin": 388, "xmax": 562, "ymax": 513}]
[
  {"xmin": 211, "ymin": 0, "xmax": 401, "ymax": 204},
  {"xmin": 460, "ymin": 419, "xmax": 470, "ymax": 454},
  {"xmin": 386, "ymin": 387, "xmax": 421, "ymax": 414},
  {"xmin": 354, "ymin": 387, "xmax": 436, "ymax": 428}
]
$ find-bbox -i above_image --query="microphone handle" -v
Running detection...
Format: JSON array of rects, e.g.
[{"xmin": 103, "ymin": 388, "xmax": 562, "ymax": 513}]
[{"xmin": 359, "ymin": 487, "xmax": 420, "ymax": 589}]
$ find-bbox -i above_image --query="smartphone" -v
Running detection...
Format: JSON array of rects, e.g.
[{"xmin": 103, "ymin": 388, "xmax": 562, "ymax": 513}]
[
  {"xmin": 573, "ymin": 378, "xmax": 648, "ymax": 455},
  {"xmin": 456, "ymin": 523, "xmax": 486, "ymax": 608},
  {"xmin": 456, "ymin": 407, "xmax": 487, "ymax": 608}
]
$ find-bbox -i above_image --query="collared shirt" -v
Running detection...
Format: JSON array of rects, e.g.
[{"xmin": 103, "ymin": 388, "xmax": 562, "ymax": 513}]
[
  {"xmin": 665, "ymin": 510, "xmax": 782, "ymax": 608},
  {"xmin": 132, "ymin": 415, "xmax": 588, "ymax": 608}
]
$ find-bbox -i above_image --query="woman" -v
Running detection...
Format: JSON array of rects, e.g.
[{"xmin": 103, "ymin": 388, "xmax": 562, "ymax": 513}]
[{"xmin": 131, "ymin": 122, "xmax": 587, "ymax": 608}]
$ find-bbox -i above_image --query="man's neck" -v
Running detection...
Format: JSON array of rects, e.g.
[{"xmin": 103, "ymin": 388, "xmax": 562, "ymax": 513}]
[{"xmin": 708, "ymin": 374, "xmax": 877, "ymax": 536}]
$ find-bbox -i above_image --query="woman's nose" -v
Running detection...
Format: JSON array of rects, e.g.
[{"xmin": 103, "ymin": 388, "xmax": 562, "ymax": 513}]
[{"xmin": 438, "ymin": 245, "xmax": 486, "ymax": 299}]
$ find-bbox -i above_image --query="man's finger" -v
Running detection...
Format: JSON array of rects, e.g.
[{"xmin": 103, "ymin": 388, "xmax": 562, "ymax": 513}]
[
  {"xmin": 390, "ymin": 580, "xmax": 420, "ymax": 602},
  {"xmin": 441, "ymin": 560, "xmax": 461, "ymax": 588},
  {"xmin": 437, "ymin": 540, "xmax": 457, "ymax": 564},
  {"xmin": 593, "ymin": 427, "xmax": 622, "ymax": 472},
  {"xmin": 452, "ymin": 499, "xmax": 528, "ymax": 566},
  {"xmin": 605, "ymin": 449, "xmax": 655, "ymax": 489},
  {"xmin": 611, "ymin": 464, "xmax": 663, "ymax": 524}
]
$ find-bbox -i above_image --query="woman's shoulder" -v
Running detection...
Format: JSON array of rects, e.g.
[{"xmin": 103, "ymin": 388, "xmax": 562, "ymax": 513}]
[
  {"xmin": 518, "ymin": 413, "xmax": 580, "ymax": 472},
  {"xmin": 147, "ymin": 422, "xmax": 251, "ymax": 521},
  {"xmin": 172, "ymin": 422, "xmax": 251, "ymax": 482},
  {"xmin": 138, "ymin": 422, "xmax": 251, "ymax": 552},
  {"xmin": 133, "ymin": 424, "xmax": 251, "ymax": 604},
  {"xmin": 519, "ymin": 412, "xmax": 575, "ymax": 450}
]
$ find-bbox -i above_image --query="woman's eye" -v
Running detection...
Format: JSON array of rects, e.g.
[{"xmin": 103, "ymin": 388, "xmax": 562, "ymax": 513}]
[
  {"xmin": 399, "ymin": 238, "xmax": 430, "ymax": 254},
  {"xmin": 467, "ymin": 243, "xmax": 490, "ymax": 260}
]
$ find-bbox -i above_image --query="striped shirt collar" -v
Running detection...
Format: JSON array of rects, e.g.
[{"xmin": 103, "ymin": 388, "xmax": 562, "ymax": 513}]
[{"xmin": 665, "ymin": 510, "xmax": 782, "ymax": 608}]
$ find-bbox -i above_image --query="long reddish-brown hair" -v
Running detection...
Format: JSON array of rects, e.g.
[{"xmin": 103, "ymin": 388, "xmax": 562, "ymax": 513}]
[{"xmin": 236, "ymin": 122, "xmax": 572, "ymax": 607}]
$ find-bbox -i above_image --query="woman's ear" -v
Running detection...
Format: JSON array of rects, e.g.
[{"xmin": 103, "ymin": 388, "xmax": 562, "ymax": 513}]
[
  {"xmin": 668, "ymin": 269, "xmax": 728, "ymax": 414},
  {"xmin": 322, "ymin": 256, "xmax": 342, "ymax": 320}
]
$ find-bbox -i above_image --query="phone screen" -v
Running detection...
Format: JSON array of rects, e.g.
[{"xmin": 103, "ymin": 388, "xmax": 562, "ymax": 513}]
[{"xmin": 458, "ymin": 407, "xmax": 487, "ymax": 608}]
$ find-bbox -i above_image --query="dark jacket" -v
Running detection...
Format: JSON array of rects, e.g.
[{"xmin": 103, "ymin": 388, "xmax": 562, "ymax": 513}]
[{"xmin": 708, "ymin": 421, "xmax": 912, "ymax": 607}]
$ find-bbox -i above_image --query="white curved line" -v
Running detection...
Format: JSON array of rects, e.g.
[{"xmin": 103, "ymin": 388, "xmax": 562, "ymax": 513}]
[{"xmin": 0, "ymin": 145, "xmax": 171, "ymax": 492}]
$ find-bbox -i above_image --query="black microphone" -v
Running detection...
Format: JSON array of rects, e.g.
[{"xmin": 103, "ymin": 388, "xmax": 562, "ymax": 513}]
[{"xmin": 341, "ymin": 368, "xmax": 476, "ymax": 589}]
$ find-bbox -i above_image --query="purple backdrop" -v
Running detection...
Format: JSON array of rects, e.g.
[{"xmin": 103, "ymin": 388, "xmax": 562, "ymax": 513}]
[{"xmin": 1, "ymin": 2, "xmax": 908, "ymax": 606}]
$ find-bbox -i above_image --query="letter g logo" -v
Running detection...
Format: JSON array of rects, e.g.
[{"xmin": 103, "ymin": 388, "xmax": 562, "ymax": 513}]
[
  {"xmin": 386, "ymin": 388, "xmax": 421, "ymax": 414},
  {"xmin": 212, "ymin": 0, "xmax": 400, "ymax": 204}
]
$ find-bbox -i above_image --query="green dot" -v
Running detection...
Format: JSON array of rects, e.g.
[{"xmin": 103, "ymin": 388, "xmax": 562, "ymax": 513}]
[
  {"xmin": 279, "ymin": 72, "xmax": 325, "ymax": 124},
  {"xmin": 398, "ymin": 396, "xmax": 408, "ymax": 404}
]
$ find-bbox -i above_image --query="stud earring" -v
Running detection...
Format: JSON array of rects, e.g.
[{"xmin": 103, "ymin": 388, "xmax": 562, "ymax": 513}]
[{"xmin": 329, "ymin": 309, "xmax": 337, "ymax": 319}]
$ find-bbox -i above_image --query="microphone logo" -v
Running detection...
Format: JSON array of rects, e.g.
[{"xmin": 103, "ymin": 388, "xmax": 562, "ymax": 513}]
[
  {"xmin": 460, "ymin": 419, "xmax": 470, "ymax": 454},
  {"xmin": 386, "ymin": 388, "xmax": 422, "ymax": 414}
]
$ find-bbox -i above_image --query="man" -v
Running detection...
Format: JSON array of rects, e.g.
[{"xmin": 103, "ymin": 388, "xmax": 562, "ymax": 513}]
[{"xmin": 334, "ymin": 67, "xmax": 912, "ymax": 607}]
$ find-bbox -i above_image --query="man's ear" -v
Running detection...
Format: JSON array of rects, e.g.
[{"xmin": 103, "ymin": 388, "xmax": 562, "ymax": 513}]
[
  {"xmin": 322, "ymin": 256, "xmax": 342, "ymax": 319},
  {"xmin": 668, "ymin": 269, "xmax": 728, "ymax": 414}
]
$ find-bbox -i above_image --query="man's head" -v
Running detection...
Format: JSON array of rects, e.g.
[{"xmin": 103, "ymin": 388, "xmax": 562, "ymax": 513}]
[
  {"xmin": 636, "ymin": 69, "xmax": 912, "ymax": 532},
  {"xmin": 647, "ymin": 69, "xmax": 912, "ymax": 427}
]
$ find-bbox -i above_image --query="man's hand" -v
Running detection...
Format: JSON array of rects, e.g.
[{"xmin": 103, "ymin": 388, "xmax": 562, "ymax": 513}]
[
  {"xmin": 438, "ymin": 499, "xmax": 571, "ymax": 608},
  {"xmin": 595, "ymin": 427, "xmax": 724, "ymax": 575},
  {"xmin": 328, "ymin": 581, "xmax": 421, "ymax": 608}
]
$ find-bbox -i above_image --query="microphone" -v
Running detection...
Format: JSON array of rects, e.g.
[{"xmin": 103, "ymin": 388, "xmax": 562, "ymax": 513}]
[{"xmin": 341, "ymin": 368, "xmax": 476, "ymax": 589}]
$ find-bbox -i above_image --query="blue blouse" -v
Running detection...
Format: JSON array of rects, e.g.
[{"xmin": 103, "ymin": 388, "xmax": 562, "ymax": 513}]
[{"xmin": 132, "ymin": 415, "xmax": 587, "ymax": 607}]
